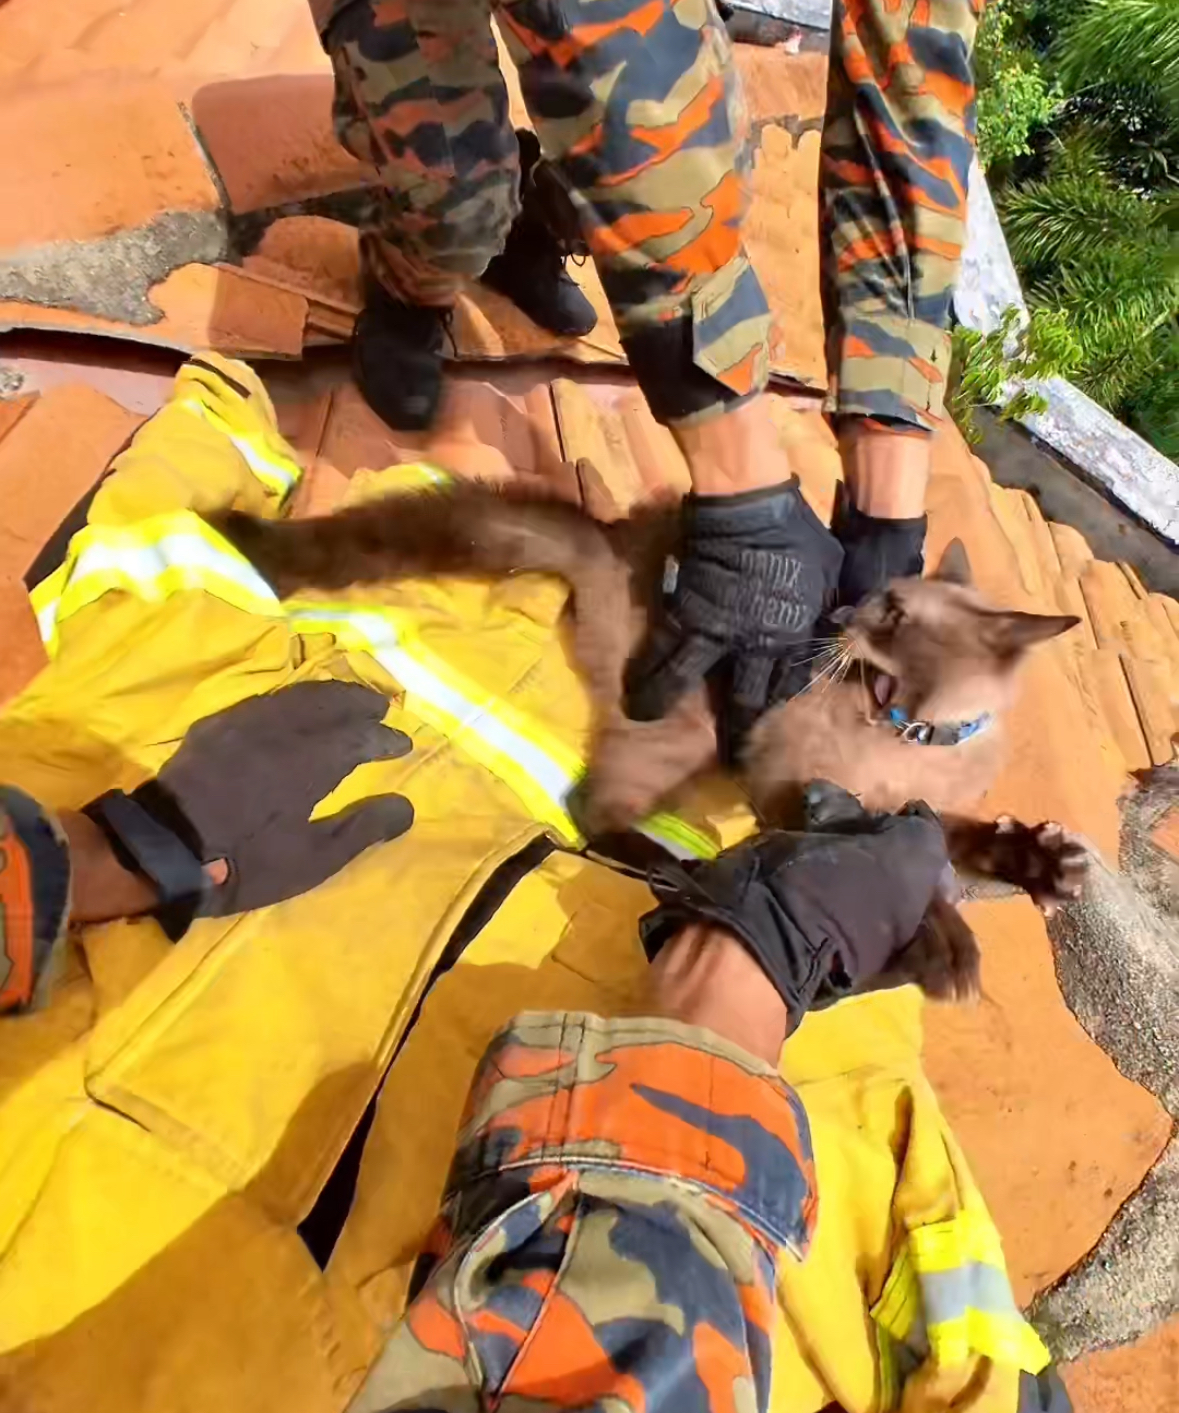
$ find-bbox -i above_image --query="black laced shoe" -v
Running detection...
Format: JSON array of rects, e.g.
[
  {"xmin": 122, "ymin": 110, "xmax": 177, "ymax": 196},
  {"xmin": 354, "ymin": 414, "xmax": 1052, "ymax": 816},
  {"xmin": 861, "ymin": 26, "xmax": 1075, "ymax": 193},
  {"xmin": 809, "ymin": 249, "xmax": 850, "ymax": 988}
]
[
  {"xmin": 481, "ymin": 130, "xmax": 598, "ymax": 338},
  {"xmin": 352, "ymin": 281, "xmax": 453, "ymax": 432}
]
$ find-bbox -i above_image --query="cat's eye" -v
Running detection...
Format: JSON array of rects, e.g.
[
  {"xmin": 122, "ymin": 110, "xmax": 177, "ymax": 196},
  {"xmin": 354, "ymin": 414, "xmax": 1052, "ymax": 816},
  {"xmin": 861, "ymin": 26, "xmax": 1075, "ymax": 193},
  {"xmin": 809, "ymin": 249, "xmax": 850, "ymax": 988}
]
[{"xmin": 883, "ymin": 592, "xmax": 906, "ymax": 626}]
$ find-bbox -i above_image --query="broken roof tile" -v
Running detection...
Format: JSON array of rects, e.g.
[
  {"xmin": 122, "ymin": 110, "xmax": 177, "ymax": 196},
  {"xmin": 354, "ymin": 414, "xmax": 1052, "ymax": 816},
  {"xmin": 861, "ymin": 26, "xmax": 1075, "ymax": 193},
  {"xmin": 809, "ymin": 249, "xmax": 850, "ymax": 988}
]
[
  {"xmin": 0, "ymin": 383, "xmax": 141, "ymax": 579},
  {"xmin": 0, "ymin": 79, "xmax": 219, "ymax": 251},
  {"xmin": 0, "ymin": 580, "xmax": 48, "ymax": 705},
  {"xmin": 451, "ymin": 275, "xmax": 624, "ymax": 367},
  {"xmin": 246, "ymin": 217, "xmax": 363, "ymax": 313},
  {"xmin": 0, "ymin": 395, "xmax": 37, "ymax": 444},
  {"xmin": 189, "ymin": 74, "xmax": 373, "ymax": 213},
  {"xmin": 0, "ymin": 265, "xmax": 309, "ymax": 358}
]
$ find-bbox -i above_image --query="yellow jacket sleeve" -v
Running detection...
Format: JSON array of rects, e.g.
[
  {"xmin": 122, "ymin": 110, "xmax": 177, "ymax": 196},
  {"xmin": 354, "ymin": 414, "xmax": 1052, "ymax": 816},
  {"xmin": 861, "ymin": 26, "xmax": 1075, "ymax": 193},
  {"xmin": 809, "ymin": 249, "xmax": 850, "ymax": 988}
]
[{"xmin": 84, "ymin": 353, "xmax": 303, "ymax": 528}]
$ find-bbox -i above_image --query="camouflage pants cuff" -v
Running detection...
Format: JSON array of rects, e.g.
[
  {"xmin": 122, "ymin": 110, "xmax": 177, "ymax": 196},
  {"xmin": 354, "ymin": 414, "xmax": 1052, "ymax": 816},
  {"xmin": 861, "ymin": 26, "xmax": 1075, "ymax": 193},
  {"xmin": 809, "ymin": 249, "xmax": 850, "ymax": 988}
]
[
  {"xmin": 451, "ymin": 1010, "xmax": 817, "ymax": 1253},
  {"xmin": 825, "ymin": 312, "xmax": 952, "ymax": 431}
]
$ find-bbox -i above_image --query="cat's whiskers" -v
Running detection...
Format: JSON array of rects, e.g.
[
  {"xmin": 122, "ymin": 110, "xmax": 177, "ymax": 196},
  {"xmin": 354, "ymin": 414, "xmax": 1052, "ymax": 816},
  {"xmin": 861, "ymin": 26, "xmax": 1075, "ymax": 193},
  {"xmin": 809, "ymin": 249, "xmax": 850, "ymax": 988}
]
[{"xmin": 799, "ymin": 643, "xmax": 853, "ymax": 699}]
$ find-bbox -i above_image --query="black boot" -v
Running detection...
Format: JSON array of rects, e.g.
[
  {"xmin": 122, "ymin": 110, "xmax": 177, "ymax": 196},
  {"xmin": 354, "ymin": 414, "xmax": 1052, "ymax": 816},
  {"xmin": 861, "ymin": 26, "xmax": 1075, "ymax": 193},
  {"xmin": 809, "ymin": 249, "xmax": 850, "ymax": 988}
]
[
  {"xmin": 351, "ymin": 280, "xmax": 452, "ymax": 432},
  {"xmin": 481, "ymin": 130, "xmax": 598, "ymax": 338}
]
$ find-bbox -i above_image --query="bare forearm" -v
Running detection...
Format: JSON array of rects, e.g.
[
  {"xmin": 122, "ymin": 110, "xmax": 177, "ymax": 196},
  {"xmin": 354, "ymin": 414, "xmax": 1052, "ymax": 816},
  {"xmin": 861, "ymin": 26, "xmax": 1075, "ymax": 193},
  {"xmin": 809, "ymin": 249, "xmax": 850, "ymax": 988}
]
[
  {"xmin": 648, "ymin": 923, "xmax": 790, "ymax": 1066},
  {"xmin": 674, "ymin": 396, "xmax": 795, "ymax": 496}
]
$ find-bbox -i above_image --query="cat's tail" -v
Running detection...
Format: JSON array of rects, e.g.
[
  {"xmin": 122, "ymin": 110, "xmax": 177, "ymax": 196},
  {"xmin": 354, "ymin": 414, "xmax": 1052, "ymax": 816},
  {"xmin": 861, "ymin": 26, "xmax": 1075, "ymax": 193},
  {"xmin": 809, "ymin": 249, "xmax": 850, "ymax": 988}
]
[{"xmin": 207, "ymin": 480, "xmax": 615, "ymax": 600}]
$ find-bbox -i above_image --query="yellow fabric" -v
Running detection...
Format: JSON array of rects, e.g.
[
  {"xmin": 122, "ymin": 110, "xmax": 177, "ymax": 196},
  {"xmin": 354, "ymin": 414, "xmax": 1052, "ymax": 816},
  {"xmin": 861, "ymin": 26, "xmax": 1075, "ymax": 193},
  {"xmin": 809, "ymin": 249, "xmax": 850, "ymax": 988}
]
[
  {"xmin": 331, "ymin": 857, "xmax": 1042, "ymax": 1413},
  {"xmin": 0, "ymin": 356, "xmax": 1038, "ymax": 1413}
]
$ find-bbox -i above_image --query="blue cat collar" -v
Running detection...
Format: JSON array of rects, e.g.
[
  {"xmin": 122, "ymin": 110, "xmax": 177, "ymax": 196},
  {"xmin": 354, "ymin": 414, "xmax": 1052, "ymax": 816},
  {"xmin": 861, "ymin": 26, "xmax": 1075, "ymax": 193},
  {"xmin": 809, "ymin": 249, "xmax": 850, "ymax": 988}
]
[{"xmin": 886, "ymin": 706, "xmax": 994, "ymax": 747}]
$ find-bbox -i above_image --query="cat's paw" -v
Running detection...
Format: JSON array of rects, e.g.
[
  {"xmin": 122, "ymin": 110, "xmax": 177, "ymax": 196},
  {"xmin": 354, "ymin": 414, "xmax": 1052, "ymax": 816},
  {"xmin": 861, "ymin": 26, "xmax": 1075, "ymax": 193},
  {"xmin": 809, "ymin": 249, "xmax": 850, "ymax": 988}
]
[{"xmin": 993, "ymin": 816, "xmax": 1089, "ymax": 916}]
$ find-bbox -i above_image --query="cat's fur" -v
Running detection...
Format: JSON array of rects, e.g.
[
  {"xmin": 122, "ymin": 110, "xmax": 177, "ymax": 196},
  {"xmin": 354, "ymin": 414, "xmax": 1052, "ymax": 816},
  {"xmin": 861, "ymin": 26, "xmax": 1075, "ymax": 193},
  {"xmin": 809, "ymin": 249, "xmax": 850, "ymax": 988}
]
[{"xmin": 211, "ymin": 479, "xmax": 1088, "ymax": 1001}]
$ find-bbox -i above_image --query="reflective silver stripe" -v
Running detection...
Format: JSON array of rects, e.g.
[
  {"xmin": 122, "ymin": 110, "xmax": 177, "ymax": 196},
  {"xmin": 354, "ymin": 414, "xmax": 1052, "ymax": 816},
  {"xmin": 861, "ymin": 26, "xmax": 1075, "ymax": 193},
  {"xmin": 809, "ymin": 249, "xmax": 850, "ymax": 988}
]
[
  {"xmin": 33, "ymin": 512, "xmax": 717, "ymax": 859},
  {"xmin": 177, "ymin": 396, "xmax": 301, "ymax": 499},
  {"xmin": 921, "ymin": 1262, "xmax": 1021, "ymax": 1327}
]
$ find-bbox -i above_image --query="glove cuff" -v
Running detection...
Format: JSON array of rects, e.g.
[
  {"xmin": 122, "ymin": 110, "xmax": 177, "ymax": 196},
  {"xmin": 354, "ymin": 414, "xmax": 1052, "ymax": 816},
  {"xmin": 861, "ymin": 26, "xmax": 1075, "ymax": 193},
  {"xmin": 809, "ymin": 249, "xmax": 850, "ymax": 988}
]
[
  {"xmin": 683, "ymin": 477, "xmax": 806, "ymax": 537},
  {"xmin": 83, "ymin": 789, "xmax": 208, "ymax": 941},
  {"xmin": 640, "ymin": 869, "xmax": 831, "ymax": 1029},
  {"xmin": 834, "ymin": 503, "xmax": 927, "ymax": 607}
]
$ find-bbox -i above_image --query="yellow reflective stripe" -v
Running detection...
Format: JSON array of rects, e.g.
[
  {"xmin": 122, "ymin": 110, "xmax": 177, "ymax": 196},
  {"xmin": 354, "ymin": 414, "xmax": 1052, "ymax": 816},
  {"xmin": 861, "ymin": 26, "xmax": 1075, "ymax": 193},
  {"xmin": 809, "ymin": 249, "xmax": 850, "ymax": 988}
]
[
  {"xmin": 874, "ymin": 1324, "xmax": 902, "ymax": 1413},
  {"xmin": 926, "ymin": 1308, "xmax": 1050, "ymax": 1373},
  {"xmin": 872, "ymin": 1212, "xmax": 1050, "ymax": 1376},
  {"xmin": 909, "ymin": 1211, "xmax": 1008, "ymax": 1272},
  {"xmin": 30, "ymin": 512, "xmax": 280, "ymax": 656},
  {"xmin": 30, "ymin": 514, "xmax": 715, "ymax": 858},
  {"xmin": 287, "ymin": 601, "xmax": 583, "ymax": 844},
  {"xmin": 178, "ymin": 396, "xmax": 302, "ymax": 500},
  {"xmin": 28, "ymin": 562, "xmax": 71, "ymax": 656},
  {"xmin": 637, "ymin": 813, "xmax": 718, "ymax": 861},
  {"xmin": 373, "ymin": 461, "xmax": 451, "ymax": 491},
  {"xmin": 873, "ymin": 1244, "xmax": 923, "ymax": 1345}
]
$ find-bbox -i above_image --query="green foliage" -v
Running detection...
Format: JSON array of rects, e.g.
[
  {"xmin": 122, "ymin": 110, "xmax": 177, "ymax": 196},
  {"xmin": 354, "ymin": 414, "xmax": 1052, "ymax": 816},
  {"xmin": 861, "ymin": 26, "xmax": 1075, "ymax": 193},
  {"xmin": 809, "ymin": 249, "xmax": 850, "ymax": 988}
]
[
  {"xmin": 973, "ymin": 0, "xmax": 1179, "ymax": 463},
  {"xmin": 948, "ymin": 307, "xmax": 1081, "ymax": 444},
  {"xmin": 1054, "ymin": 0, "xmax": 1179, "ymax": 115},
  {"xmin": 1000, "ymin": 174, "xmax": 1159, "ymax": 278},
  {"xmin": 975, "ymin": 0, "xmax": 1059, "ymax": 170},
  {"xmin": 1125, "ymin": 330, "xmax": 1179, "ymax": 458}
]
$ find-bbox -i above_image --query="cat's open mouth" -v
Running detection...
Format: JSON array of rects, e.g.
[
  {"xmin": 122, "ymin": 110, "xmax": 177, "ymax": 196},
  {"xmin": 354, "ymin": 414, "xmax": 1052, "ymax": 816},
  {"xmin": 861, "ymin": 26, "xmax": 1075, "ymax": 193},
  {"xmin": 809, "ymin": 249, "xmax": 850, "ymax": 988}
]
[{"xmin": 869, "ymin": 669, "xmax": 896, "ymax": 709}]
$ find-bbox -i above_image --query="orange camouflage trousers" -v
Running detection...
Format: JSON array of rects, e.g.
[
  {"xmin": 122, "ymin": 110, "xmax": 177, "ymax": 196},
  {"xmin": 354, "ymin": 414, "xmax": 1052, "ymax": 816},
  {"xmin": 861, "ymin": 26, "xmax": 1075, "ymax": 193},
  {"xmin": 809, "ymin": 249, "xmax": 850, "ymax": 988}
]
[
  {"xmin": 313, "ymin": 0, "xmax": 981, "ymax": 429},
  {"xmin": 346, "ymin": 1010, "xmax": 818, "ymax": 1413},
  {"xmin": 820, "ymin": 0, "xmax": 984, "ymax": 428}
]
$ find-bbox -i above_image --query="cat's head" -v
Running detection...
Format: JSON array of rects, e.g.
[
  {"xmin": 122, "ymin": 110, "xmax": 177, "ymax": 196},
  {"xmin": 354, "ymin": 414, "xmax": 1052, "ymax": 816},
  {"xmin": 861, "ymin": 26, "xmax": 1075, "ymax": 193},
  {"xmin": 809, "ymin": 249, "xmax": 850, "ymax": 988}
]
[{"xmin": 844, "ymin": 540, "xmax": 1079, "ymax": 726}]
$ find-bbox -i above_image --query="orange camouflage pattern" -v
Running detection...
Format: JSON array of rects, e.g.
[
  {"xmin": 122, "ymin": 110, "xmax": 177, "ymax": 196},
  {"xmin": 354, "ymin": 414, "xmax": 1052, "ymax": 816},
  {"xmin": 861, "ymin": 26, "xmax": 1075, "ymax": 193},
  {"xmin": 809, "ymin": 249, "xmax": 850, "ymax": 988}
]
[
  {"xmin": 0, "ymin": 786, "xmax": 70, "ymax": 1015},
  {"xmin": 820, "ymin": 0, "xmax": 984, "ymax": 428},
  {"xmin": 348, "ymin": 1010, "xmax": 816, "ymax": 1413},
  {"xmin": 316, "ymin": 0, "xmax": 772, "ymax": 414},
  {"xmin": 0, "ymin": 808, "xmax": 36, "ymax": 1013}
]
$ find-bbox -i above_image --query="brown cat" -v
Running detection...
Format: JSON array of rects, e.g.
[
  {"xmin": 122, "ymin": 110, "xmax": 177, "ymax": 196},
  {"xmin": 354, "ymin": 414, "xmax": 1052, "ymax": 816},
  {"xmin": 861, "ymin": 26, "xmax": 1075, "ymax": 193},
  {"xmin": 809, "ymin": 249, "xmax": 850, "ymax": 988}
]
[{"xmin": 210, "ymin": 478, "xmax": 1088, "ymax": 999}]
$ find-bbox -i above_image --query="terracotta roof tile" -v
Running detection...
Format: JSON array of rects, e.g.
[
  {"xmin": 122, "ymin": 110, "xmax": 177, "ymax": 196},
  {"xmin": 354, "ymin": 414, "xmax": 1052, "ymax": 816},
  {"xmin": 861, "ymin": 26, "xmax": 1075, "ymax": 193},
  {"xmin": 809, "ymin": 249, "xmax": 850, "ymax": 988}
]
[
  {"xmin": 924, "ymin": 895, "xmax": 1171, "ymax": 1304},
  {"xmin": 0, "ymin": 383, "xmax": 141, "ymax": 579},
  {"xmin": 246, "ymin": 217, "xmax": 364, "ymax": 313},
  {"xmin": 1083, "ymin": 648, "xmax": 1154, "ymax": 772},
  {"xmin": 1049, "ymin": 519, "xmax": 1095, "ymax": 577},
  {"xmin": 0, "ymin": 79, "xmax": 219, "ymax": 250},
  {"xmin": 0, "ymin": 578, "xmax": 48, "ymax": 705},
  {"xmin": 190, "ymin": 74, "xmax": 372, "ymax": 212},
  {"xmin": 185, "ymin": 0, "xmax": 322, "ymax": 78},
  {"xmin": 0, "ymin": 394, "xmax": 37, "ymax": 443},
  {"xmin": 1122, "ymin": 655, "xmax": 1177, "ymax": 765},
  {"xmin": 1063, "ymin": 1318, "xmax": 1179, "ymax": 1413},
  {"xmin": 1056, "ymin": 572, "xmax": 1099, "ymax": 651},
  {"xmin": 0, "ymin": 0, "xmax": 1175, "ymax": 1346},
  {"xmin": 0, "ymin": 265, "xmax": 309, "ymax": 358},
  {"xmin": 314, "ymin": 370, "xmax": 572, "ymax": 497}
]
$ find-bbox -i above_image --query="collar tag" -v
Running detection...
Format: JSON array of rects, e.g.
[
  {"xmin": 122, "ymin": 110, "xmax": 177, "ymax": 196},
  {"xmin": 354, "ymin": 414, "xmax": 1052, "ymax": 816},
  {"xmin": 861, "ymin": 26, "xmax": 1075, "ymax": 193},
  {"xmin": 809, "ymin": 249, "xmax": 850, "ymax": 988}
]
[{"xmin": 887, "ymin": 705, "xmax": 992, "ymax": 747}]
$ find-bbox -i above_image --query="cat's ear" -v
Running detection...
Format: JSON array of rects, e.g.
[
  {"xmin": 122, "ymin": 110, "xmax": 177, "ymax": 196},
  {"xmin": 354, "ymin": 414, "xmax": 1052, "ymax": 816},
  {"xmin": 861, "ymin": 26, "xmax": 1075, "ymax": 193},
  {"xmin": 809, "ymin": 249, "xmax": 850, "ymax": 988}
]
[
  {"xmin": 932, "ymin": 539, "xmax": 973, "ymax": 587},
  {"xmin": 981, "ymin": 610, "xmax": 1080, "ymax": 658}
]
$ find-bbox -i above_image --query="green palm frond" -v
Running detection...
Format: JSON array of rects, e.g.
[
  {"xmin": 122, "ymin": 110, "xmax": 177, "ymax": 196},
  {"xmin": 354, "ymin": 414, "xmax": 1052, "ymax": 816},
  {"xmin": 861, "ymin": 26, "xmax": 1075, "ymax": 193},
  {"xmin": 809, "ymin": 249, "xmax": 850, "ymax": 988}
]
[
  {"xmin": 1001, "ymin": 174, "xmax": 1160, "ymax": 276},
  {"xmin": 1056, "ymin": 0, "xmax": 1179, "ymax": 111},
  {"xmin": 1126, "ymin": 329, "xmax": 1179, "ymax": 458}
]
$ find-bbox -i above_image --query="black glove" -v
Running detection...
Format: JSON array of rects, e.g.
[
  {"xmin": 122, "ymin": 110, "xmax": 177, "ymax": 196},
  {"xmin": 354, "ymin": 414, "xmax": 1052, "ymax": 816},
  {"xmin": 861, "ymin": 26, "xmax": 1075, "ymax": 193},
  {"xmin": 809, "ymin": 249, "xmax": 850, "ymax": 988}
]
[
  {"xmin": 640, "ymin": 782, "xmax": 949, "ymax": 1027},
  {"xmin": 86, "ymin": 681, "xmax": 414, "ymax": 936},
  {"xmin": 624, "ymin": 479, "xmax": 843, "ymax": 758},
  {"xmin": 833, "ymin": 497, "xmax": 926, "ymax": 608}
]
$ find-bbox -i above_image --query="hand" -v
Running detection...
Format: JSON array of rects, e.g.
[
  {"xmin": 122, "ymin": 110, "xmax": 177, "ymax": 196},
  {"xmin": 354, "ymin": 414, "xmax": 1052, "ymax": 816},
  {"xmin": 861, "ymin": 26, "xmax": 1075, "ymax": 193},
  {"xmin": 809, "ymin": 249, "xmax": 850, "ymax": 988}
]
[
  {"xmin": 89, "ymin": 681, "xmax": 414, "ymax": 934},
  {"xmin": 624, "ymin": 479, "xmax": 843, "ymax": 757},
  {"xmin": 640, "ymin": 782, "xmax": 950, "ymax": 1029}
]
